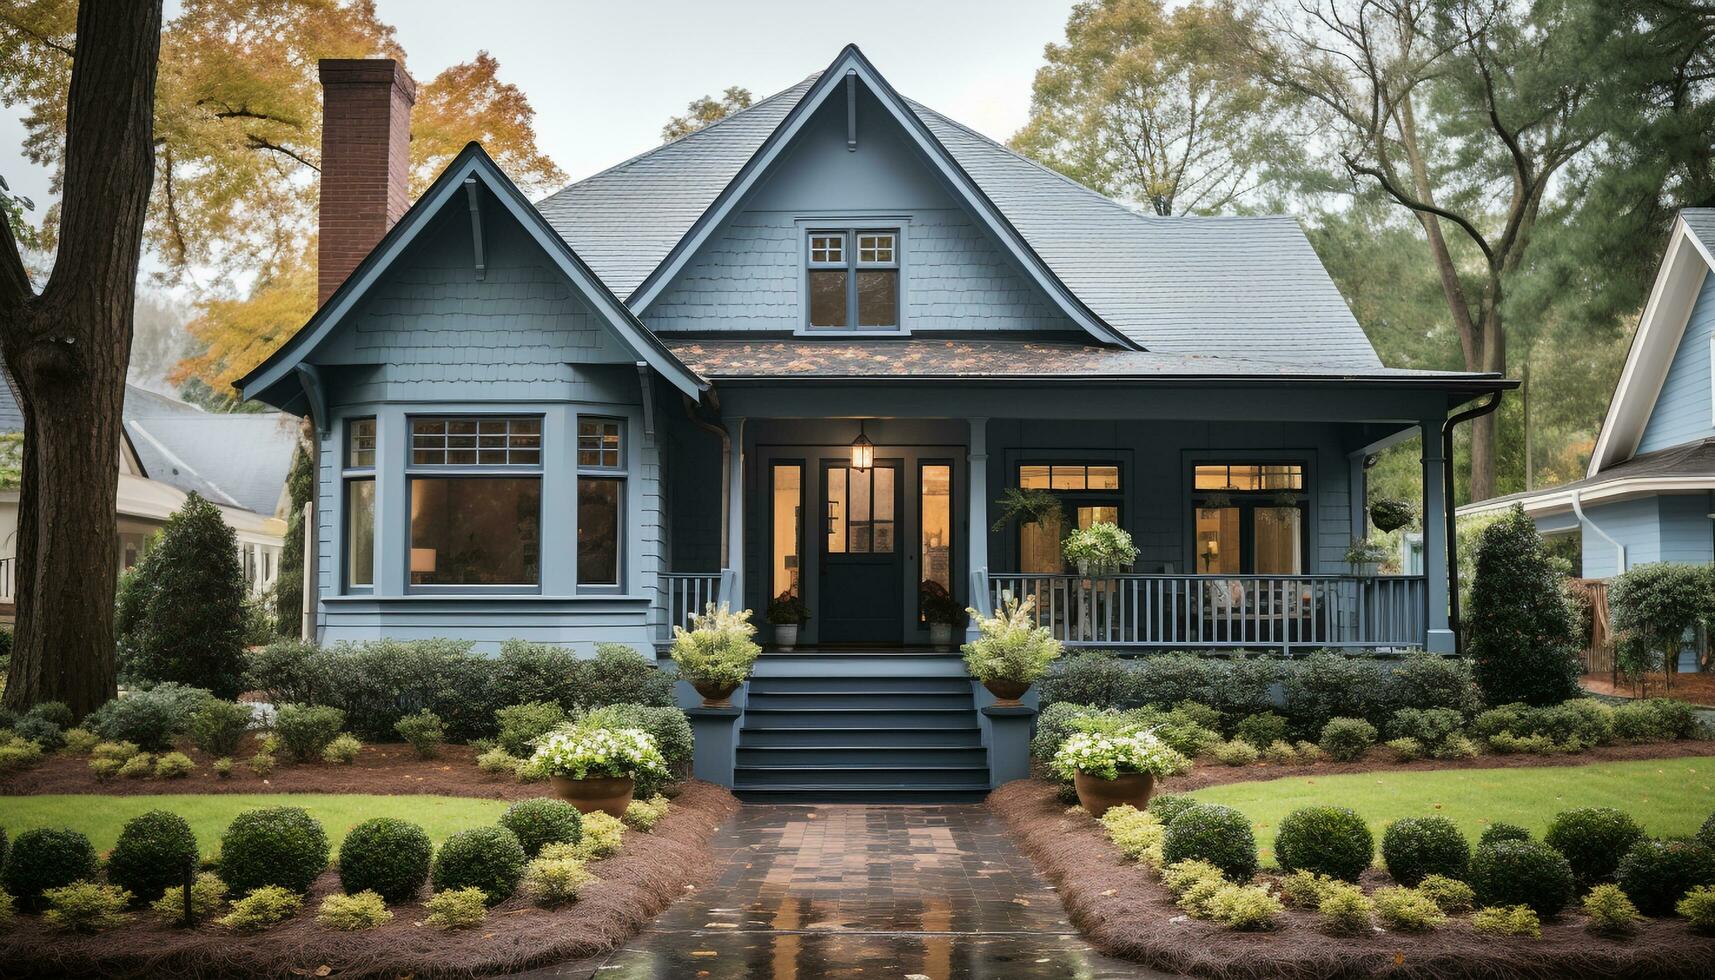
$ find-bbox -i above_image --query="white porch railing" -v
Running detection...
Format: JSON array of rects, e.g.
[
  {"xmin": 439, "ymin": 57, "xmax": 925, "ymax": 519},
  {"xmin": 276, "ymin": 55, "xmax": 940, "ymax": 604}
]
[
  {"xmin": 984, "ymin": 572, "xmax": 1427, "ymax": 653},
  {"xmin": 658, "ymin": 571, "xmax": 725, "ymax": 639}
]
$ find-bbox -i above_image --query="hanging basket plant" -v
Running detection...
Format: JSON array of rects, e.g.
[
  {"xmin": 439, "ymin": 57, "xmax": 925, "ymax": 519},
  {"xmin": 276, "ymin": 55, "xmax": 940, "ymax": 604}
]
[
  {"xmin": 991, "ymin": 487, "xmax": 1064, "ymax": 532},
  {"xmin": 1199, "ymin": 492, "xmax": 1236, "ymax": 510},
  {"xmin": 1370, "ymin": 498, "xmax": 1417, "ymax": 533}
]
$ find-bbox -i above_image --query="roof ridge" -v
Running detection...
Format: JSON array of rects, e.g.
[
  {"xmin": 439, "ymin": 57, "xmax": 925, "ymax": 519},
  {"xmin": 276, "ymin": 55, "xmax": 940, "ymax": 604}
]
[{"xmin": 537, "ymin": 74, "xmax": 822, "ymax": 204}]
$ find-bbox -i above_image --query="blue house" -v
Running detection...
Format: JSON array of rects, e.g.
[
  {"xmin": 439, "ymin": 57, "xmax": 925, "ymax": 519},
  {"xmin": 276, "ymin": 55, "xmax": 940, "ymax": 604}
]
[
  {"xmin": 240, "ymin": 50, "xmax": 1508, "ymax": 799},
  {"xmin": 1460, "ymin": 210, "xmax": 1715, "ymax": 585}
]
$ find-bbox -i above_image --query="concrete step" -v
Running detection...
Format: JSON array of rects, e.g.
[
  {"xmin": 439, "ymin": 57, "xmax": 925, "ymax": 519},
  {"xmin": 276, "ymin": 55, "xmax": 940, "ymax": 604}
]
[
  {"xmin": 737, "ymin": 745, "xmax": 990, "ymax": 767},
  {"xmin": 737, "ymin": 726, "xmax": 984, "ymax": 748}
]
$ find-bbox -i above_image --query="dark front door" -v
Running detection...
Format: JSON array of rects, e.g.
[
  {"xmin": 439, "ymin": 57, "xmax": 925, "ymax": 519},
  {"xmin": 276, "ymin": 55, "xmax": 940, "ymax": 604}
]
[{"xmin": 819, "ymin": 459, "xmax": 903, "ymax": 644}]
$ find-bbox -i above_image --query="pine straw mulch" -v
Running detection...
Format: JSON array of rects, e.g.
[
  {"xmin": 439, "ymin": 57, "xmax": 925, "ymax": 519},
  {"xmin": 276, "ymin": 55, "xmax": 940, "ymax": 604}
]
[
  {"xmin": 990, "ymin": 778, "xmax": 1715, "ymax": 980},
  {"xmin": 0, "ymin": 779, "xmax": 741, "ymax": 980},
  {"xmin": 0, "ymin": 740, "xmax": 548, "ymax": 799},
  {"xmin": 1167, "ymin": 738, "xmax": 1715, "ymax": 793}
]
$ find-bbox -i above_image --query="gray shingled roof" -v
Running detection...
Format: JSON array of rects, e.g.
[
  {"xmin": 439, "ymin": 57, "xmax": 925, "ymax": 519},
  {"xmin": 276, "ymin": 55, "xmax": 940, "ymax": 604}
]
[
  {"xmin": 1474, "ymin": 437, "xmax": 1715, "ymax": 512},
  {"xmin": 1681, "ymin": 208, "xmax": 1715, "ymax": 256},
  {"xmin": 123, "ymin": 385, "xmax": 300, "ymax": 517},
  {"xmin": 535, "ymin": 70, "xmax": 1382, "ymax": 369}
]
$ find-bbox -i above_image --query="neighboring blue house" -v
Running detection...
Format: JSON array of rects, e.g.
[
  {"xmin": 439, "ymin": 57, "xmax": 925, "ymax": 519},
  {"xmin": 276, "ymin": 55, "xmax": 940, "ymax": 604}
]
[
  {"xmin": 1460, "ymin": 210, "xmax": 1715, "ymax": 581},
  {"xmin": 239, "ymin": 50, "xmax": 1508, "ymax": 798}
]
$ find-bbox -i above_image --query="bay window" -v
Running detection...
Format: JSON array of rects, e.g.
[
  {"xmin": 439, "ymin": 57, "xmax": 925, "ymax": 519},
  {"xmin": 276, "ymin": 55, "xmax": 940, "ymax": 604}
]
[
  {"xmin": 407, "ymin": 416, "xmax": 542, "ymax": 588},
  {"xmin": 576, "ymin": 417, "xmax": 625, "ymax": 587},
  {"xmin": 343, "ymin": 417, "xmax": 376, "ymax": 591}
]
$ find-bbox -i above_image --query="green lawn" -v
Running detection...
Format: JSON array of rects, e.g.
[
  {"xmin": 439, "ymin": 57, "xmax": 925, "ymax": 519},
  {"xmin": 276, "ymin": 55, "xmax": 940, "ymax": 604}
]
[
  {"xmin": 0, "ymin": 794, "xmax": 510, "ymax": 858},
  {"xmin": 1186, "ymin": 757, "xmax": 1715, "ymax": 867}
]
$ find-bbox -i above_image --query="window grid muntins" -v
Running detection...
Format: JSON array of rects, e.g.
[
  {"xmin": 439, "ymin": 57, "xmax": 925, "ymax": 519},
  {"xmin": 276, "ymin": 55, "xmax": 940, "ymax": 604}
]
[
  {"xmin": 806, "ymin": 228, "xmax": 900, "ymax": 330},
  {"xmin": 809, "ymin": 234, "xmax": 845, "ymax": 265},
  {"xmin": 347, "ymin": 418, "xmax": 377, "ymax": 469},
  {"xmin": 1192, "ymin": 463, "xmax": 1303, "ymax": 492},
  {"xmin": 411, "ymin": 416, "xmax": 542, "ymax": 467},
  {"xmin": 858, "ymin": 232, "xmax": 896, "ymax": 265},
  {"xmin": 578, "ymin": 418, "xmax": 624, "ymax": 469}
]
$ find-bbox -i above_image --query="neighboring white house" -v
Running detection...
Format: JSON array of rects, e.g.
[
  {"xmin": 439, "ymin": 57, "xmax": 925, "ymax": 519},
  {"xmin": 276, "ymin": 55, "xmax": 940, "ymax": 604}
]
[{"xmin": 0, "ymin": 375, "xmax": 301, "ymax": 617}]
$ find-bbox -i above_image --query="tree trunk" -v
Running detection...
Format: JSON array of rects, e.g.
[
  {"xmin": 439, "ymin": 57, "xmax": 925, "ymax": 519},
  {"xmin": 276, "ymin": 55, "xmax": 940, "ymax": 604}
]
[{"xmin": 0, "ymin": 0, "xmax": 164, "ymax": 718}]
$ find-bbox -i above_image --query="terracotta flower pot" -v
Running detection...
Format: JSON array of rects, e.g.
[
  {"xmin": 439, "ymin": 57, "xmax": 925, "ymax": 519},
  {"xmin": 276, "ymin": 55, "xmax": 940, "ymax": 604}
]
[
  {"xmin": 982, "ymin": 678, "xmax": 1031, "ymax": 706},
  {"xmin": 693, "ymin": 679, "xmax": 740, "ymax": 707},
  {"xmin": 550, "ymin": 774, "xmax": 635, "ymax": 817},
  {"xmin": 1073, "ymin": 770, "xmax": 1155, "ymax": 818}
]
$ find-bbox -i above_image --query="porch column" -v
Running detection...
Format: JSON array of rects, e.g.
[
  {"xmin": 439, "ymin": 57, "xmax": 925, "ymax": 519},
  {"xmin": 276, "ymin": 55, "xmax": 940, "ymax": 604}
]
[
  {"xmin": 967, "ymin": 417, "xmax": 989, "ymax": 639},
  {"xmin": 724, "ymin": 416, "xmax": 746, "ymax": 611},
  {"xmin": 1420, "ymin": 416, "xmax": 1454, "ymax": 653}
]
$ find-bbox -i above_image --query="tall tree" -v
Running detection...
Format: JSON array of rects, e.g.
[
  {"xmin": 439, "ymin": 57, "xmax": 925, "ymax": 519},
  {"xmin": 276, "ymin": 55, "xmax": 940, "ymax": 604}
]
[
  {"xmin": 0, "ymin": 0, "xmax": 163, "ymax": 714},
  {"xmin": 1, "ymin": 1, "xmax": 566, "ymax": 399},
  {"xmin": 1233, "ymin": 0, "xmax": 1607, "ymax": 500},
  {"xmin": 661, "ymin": 86, "xmax": 751, "ymax": 142},
  {"xmin": 1014, "ymin": 0, "xmax": 1291, "ymax": 215}
]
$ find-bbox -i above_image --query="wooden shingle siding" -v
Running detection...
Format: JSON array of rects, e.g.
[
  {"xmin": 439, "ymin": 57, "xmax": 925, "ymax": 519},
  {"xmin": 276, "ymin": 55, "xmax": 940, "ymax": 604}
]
[{"xmin": 1638, "ymin": 270, "xmax": 1715, "ymax": 453}]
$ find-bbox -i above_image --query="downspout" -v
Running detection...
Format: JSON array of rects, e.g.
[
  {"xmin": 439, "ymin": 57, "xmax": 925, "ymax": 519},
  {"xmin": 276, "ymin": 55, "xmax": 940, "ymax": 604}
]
[
  {"xmin": 1570, "ymin": 488, "xmax": 1625, "ymax": 575},
  {"xmin": 682, "ymin": 394, "xmax": 730, "ymax": 568},
  {"xmin": 1442, "ymin": 391, "xmax": 1504, "ymax": 655}
]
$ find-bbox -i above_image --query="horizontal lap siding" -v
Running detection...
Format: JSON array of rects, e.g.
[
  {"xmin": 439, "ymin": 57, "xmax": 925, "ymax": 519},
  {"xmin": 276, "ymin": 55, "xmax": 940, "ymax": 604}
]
[
  {"xmin": 1638, "ymin": 271, "xmax": 1715, "ymax": 453},
  {"xmin": 1579, "ymin": 497, "xmax": 1662, "ymax": 579}
]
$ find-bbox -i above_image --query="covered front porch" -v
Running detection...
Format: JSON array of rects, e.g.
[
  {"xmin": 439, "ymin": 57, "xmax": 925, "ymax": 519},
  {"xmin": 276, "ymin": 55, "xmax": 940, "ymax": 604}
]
[{"xmin": 656, "ymin": 372, "xmax": 1476, "ymax": 656}]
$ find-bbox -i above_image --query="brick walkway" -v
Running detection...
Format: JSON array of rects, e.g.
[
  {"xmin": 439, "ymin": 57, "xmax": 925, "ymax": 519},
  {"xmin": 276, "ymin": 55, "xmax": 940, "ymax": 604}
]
[{"xmin": 514, "ymin": 804, "xmax": 1162, "ymax": 979}]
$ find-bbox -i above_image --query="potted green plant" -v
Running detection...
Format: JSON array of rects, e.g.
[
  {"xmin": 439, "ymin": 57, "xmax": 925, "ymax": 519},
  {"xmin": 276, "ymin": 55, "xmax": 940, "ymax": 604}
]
[
  {"xmin": 1051, "ymin": 724, "xmax": 1190, "ymax": 817},
  {"xmin": 671, "ymin": 602, "xmax": 763, "ymax": 706},
  {"xmin": 527, "ymin": 721, "xmax": 668, "ymax": 816},
  {"xmin": 961, "ymin": 592, "xmax": 1062, "ymax": 704},
  {"xmin": 1344, "ymin": 536, "xmax": 1389, "ymax": 576},
  {"xmin": 765, "ymin": 590, "xmax": 810, "ymax": 651},
  {"xmin": 920, "ymin": 580, "xmax": 969, "ymax": 651},
  {"xmin": 1061, "ymin": 522, "xmax": 1139, "ymax": 577}
]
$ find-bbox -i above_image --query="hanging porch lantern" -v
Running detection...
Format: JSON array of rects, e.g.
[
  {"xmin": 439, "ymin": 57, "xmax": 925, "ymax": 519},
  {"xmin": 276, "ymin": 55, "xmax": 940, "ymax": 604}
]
[{"xmin": 850, "ymin": 421, "xmax": 874, "ymax": 470}]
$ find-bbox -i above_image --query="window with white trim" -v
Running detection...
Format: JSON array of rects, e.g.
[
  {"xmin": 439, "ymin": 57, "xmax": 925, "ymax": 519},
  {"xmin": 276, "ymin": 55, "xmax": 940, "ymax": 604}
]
[
  {"xmin": 407, "ymin": 416, "xmax": 542, "ymax": 588},
  {"xmin": 807, "ymin": 229, "xmax": 900, "ymax": 330},
  {"xmin": 343, "ymin": 418, "xmax": 376, "ymax": 591},
  {"xmin": 577, "ymin": 416, "xmax": 626, "ymax": 587}
]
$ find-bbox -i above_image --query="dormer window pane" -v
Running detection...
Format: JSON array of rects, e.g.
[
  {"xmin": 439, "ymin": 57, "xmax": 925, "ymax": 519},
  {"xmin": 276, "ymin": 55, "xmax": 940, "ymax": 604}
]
[
  {"xmin": 857, "ymin": 269, "xmax": 898, "ymax": 327},
  {"xmin": 810, "ymin": 234, "xmax": 844, "ymax": 263},
  {"xmin": 809, "ymin": 270, "xmax": 849, "ymax": 327}
]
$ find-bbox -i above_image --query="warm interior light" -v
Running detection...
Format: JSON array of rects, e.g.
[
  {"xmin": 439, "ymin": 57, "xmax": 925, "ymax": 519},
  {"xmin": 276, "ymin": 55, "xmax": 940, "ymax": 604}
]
[
  {"xmin": 410, "ymin": 547, "xmax": 437, "ymax": 573},
  {"xmin": 849, "ymin": 422, "xmax": 874, "ymax": 470}
]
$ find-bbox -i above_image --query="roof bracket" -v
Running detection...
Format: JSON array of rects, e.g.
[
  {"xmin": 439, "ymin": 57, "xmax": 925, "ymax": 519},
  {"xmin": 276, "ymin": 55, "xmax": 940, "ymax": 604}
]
[
  {"xmin": 635, "ymin": 361, "xmax": 657, "ymax": 440},
  {"xmin": 845, "ymin": 70, "xmax": 857, "ymax": 152},
  {"xmin": 295, "ymin": 363, "xmax": 329, "ymax": 437},
  {"xmin": 464, "ymin": 176, "xmax": 486, "ymax": 281}
]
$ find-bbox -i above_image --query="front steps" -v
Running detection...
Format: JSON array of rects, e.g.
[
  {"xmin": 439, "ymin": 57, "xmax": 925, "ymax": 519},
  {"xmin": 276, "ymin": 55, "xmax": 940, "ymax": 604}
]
[{"xmin": 731, "ymin": 653, "xmax": 991, "ymax": 803}]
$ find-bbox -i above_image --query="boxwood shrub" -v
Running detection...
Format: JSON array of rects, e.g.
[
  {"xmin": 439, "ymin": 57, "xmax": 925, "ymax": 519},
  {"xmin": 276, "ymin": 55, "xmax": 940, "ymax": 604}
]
[
  {"xmin": 1615, "ymin": 838, "xmax": 1715, "ymax": 916},
  {"xmin": 1040, "ymin": 651, "xmax": 1137, "ymax": 709},
  {"xmin": 431, "ymin": 826, "xmax": 527, "ymax": 905},
  {"xmin": 1699, "ymin": 811, "xmax": 1715, "ymax": 852},
  {"xmin": 1, "ymin": 827, "xmax": 98, "ymax": 910},
  {"xmin": 1274, "ymin": 806, "xmax": 1374, "ymax": 882},
  {"xmin": 1479, "ymin": 822, "xmax": 1532, "ymax": 847},
  {"xmin": 87, "ymin": 683, "xmax": 214, "ymax": 750},
  {"xmin": 218, "ymin": 806, "xmax": 330, "ymax": 894},
  {"xmin": 1381, "ymin": 816, "xmax": 1469, "ymax": 886},
  {"xmin": 337, "ymin": 817, "xmax": 432, "ymax": 904},
  {"xmin": 499, "ymin": 798, "xmax": 584, "ymax": 857},
  {"xmin": 272, "ymin": 704, "xmax": 345, "ymax": 761},
  {"xmin": 1543, "ymin": 807, "xmax": 1646, "ymax": 887},
  {"xmin": 1160, "ymin": 803, "xmax": 1258, "ymax": 882},
  {"xmin": 1470, "ymin": 839, "xmax": 1576, "ymax": 917},
  {"xmin": 106, "ymin": 810, "xmax": 199, "ymax": 902},
  {"xmin": 1233, "ymin": 711, "xmax": 1289, "ymax": 750},
  {"xmin": 1317, "ymin": 717, "xmax": 1378, "ymax": 762},
  {"xmin": 1148, "ymin": 793, "xmax": 1198, "ymax": 826}
]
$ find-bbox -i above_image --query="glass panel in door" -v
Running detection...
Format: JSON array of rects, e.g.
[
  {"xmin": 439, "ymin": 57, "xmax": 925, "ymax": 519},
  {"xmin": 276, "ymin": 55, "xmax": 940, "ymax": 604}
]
[
  {"xmin": 772, "ymin": 464, "xmax": 803, "ymax": 597},
  {"xmin": 1253, "ymin": 506, "xmax": 1304, "ymax": 574},
  {"xmin": 1195, "ymin": 506, "xmax": 1240, "ymax": 574},
  {"xmin": 920, "ymin": 464, "xmax": 953, "ymax": 593}
]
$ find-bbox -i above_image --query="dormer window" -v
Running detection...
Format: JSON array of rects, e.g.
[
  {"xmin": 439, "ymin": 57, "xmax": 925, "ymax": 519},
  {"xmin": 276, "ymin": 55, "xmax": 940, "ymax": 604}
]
[{"xmin": 807, "ymin": 229, "xmax": 900, "ymax": 330}]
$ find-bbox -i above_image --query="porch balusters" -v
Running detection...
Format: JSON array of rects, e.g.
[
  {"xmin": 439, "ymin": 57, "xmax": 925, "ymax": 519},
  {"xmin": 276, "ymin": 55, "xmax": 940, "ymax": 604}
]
[{"xmin": 985, "ymin": 572, "xmax": 1427, "ymax": 653}]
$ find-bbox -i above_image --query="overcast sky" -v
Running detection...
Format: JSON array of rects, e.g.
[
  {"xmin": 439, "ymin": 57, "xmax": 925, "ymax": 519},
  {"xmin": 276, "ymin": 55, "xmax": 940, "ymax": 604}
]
[{"xmin": 0, "ymin": 0, "xmax": 1080, "ymax": 232}]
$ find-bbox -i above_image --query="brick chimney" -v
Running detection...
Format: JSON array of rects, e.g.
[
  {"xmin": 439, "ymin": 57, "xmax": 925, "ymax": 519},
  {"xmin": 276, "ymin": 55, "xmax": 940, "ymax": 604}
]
[{"xmin": 317, "ymin": 59, "xmax": 416, "ymax": 304}]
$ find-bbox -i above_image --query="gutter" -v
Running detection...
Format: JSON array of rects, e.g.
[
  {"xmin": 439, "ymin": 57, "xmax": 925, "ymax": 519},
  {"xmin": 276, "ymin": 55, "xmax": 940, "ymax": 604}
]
[
  {"xmin": 1442, "ymin": 392, "xmax": 1505, "ymax": 655},
  {"xmin": 1570, "ymin": 488, "xmax": 1625, "ymax": 575}
]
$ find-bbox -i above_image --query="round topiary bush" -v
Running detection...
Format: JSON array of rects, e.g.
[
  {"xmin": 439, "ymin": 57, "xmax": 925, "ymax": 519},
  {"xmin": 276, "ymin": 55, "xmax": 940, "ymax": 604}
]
[
  {"xmin": 1381, "ymin": 816, "xmax": 1470, "ymax": 886},
  {"xmin": 1148, "ymin": 794, "xmax": 1197, "ymax": 826},
  {"xmin": 218, "ymin": 806, "xmax": 330, "ymax": 895},
  {"xmin": 1478, "ymin": 822, "xmax": 1531, "ymax": 848},
  {"xmin": 431, "ymin": 826, "xmax": 526, "ymax": 905},
  {"xmin": 1697, "ymin": 811, "xmax": 1715, "ymax": 853},
  {"xmin": 337, "ymin": 817, "xmax": 432, "ymax": 905},
  {"xmin": 0, "ymin": 827, "xmax": 98, "ymax": 910},
  {"xmin": 1274, "ymin": 806, "xmax": 1374, "ymax": 882},
  {"xmin": 1160, "ymin": 803, "xmax": 1259, "ymax": 882},
  {"xmin": 499, "ymin": 798, "xmax": 583, "ymax": 857},
  {"xmin": 1470, "ymin": 839, "xmax": 1577, "ymax": 917},
  {"xmin": 1544, "ymin": 806, "xmax": 1646, "ymax": 888},
  {"xmin": 106, "ymin": 809, "xmax": 198, "ymax": 902},
  {"xmin": 1615, "ymin": 838, "xmax": 1715, "ymax": 916}
]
